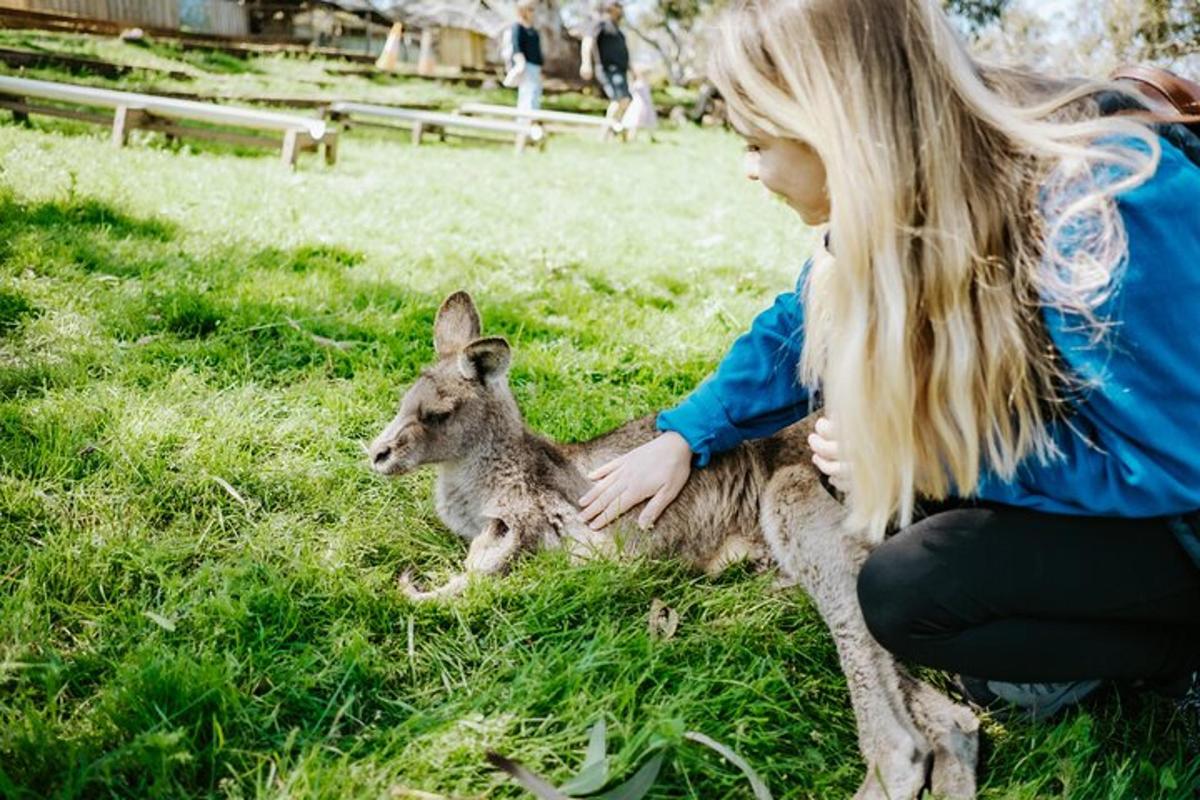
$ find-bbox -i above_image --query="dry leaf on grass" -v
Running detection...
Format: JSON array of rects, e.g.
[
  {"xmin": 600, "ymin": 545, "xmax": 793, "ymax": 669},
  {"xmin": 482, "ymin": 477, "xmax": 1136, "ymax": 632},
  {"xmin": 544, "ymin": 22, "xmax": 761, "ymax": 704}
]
[{"xmin": 647, "ymin": 598, "xmax": 679, "ymax": 640}]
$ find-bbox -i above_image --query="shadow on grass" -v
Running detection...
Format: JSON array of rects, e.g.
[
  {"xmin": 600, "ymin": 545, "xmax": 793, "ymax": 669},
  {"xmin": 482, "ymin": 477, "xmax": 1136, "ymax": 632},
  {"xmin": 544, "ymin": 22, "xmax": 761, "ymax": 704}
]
[
  {"xmin": 0, "ymin": 190, "xmax": 177, "ymax": 278},
  {"xmin": 0, "ymin": 288, "xmax": 40, "ymax": 333}
]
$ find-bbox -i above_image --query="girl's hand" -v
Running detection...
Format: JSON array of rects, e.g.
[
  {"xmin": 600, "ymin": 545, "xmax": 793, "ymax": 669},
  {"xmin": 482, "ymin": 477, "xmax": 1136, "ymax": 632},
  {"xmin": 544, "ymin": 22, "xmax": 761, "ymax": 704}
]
[
  {"xmin": 808, "ymin": 416, "xmax": 851, "ymax": 494},
  {"xmin": 578, "ymin": 431, "xmax": 692, "ymax": 531}
]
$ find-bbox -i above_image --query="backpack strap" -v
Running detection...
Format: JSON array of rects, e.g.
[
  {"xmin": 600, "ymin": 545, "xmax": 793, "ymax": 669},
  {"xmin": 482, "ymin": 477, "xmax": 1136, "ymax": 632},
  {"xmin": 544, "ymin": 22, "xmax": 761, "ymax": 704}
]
[{"xmin": 1111, "ymin": 64, "xmax": 1200, "ymax": 126}]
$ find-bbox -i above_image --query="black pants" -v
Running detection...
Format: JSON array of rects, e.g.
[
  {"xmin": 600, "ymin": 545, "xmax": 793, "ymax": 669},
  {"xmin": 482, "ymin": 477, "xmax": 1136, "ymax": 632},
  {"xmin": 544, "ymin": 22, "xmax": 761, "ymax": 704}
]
[{"xmin": 856, "ymin": 503, "xmax": 1200, "ymax": 682}]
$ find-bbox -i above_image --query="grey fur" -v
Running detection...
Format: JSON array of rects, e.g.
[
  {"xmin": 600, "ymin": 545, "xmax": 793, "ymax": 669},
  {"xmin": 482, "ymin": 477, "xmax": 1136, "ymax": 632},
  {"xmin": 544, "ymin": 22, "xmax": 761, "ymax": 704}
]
[{"xmin": 368, "ymin": 291, "xmax": 980, "ymax": 798}]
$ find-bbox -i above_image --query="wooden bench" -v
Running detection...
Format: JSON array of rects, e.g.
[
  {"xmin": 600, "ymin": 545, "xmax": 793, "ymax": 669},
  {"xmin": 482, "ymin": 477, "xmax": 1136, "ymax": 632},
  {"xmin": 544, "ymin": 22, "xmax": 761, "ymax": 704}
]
[
  {"xmin": 326, "ymin": 101, "xmax": 545, "ymax": 153},
  {"xmin": 0, "ymin": 76, "xmax": 337, "ymax": 168},
  {"xmin": 457, "ymin": 102, "xmax": 614, "ymax": 138}
]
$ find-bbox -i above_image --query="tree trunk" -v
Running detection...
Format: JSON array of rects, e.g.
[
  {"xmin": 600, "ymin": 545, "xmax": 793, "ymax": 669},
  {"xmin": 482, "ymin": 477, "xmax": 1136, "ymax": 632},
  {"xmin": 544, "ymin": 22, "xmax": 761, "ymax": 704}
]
[{"xmin": 531, "ymin": 0, "xmax": 581, "ymax": 80}]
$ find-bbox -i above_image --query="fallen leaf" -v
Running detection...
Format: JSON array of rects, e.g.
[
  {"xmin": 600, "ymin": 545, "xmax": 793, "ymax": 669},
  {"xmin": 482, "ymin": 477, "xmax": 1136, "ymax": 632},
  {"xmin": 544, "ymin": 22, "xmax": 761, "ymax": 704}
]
[
  {"xmin": 647, "ymin": 598, "xmax": 678, "ymax": 640},
  {"xmin": 211, "ymin": 475, "xmax": 248, "ymax": 507},
  {"xmin": 590, "ymin": 751, "xmax": 665, "ymax": 800},
  {"xmin": 143, "ymin": 610, "xmax": 176, "ymax": 632},
  {"xmin": 558, "ymin": 719, "xmax": 609, "ymax": 795}
]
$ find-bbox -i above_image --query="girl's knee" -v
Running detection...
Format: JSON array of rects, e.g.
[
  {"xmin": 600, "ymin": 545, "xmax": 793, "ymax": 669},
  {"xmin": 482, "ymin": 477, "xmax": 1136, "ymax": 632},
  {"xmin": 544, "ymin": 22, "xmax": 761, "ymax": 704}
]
[
  {"xmin": 857, "ymin": 541, "xmax": 923, "ymax": 654},
  {"xmin": 857, "ymin": 508, "xmax": 1000, "ymax": 657}
]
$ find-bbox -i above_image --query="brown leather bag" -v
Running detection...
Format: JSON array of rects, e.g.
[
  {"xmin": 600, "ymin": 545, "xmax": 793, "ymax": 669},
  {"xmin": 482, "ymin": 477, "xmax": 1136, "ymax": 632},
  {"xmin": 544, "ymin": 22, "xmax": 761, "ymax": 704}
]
[{"xmin": 1111, "ymin": 64, "xmax": 1200, "ymax": 135}]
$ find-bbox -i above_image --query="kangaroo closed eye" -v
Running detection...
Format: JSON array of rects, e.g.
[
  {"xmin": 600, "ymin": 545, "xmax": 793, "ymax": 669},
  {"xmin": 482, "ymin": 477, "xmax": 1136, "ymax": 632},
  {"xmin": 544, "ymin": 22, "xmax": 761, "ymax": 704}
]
[{"xmin": 422, "ymin": 410, "xmax": 452, "ymax": 425}]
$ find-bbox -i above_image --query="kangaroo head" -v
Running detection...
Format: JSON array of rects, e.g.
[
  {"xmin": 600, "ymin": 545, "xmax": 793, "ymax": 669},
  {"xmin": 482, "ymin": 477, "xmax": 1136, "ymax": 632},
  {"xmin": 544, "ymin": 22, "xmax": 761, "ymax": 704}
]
[{"xmin": 368, "ymin": 291, "xmax": 520, "ymax": 476}]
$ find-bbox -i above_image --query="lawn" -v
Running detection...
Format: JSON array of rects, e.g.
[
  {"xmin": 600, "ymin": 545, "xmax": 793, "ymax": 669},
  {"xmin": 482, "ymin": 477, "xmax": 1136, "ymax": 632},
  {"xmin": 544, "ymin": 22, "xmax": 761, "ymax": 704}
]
[{"xmin": 0, "ymin": 36, "xmax": 1198, "ymax": 800}]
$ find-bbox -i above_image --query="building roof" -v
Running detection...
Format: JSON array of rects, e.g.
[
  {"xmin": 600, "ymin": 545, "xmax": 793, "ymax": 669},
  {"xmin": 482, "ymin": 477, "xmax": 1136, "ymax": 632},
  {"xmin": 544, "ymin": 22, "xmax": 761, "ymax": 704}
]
[
  {"xmin": 245, "ymin": 1, "xmax": 396, "ymax": 25},
  {"xmin": 320, "ymin": 0, "xmax": 395, "ymax": 23},
  {"xmin": 374, "ymin": 0, "xmax": 506, "ymax": 35}
]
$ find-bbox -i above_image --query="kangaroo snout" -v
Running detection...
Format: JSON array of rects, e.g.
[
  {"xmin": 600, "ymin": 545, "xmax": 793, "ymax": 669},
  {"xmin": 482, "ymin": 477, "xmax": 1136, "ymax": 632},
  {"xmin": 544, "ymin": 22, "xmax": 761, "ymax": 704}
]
[
  {"xmin": 370, "ymin": 443, "xmax": 392, "ymax": 466},
  {"xmin": 367, "ymin": 424, "xmax": 415, "ymax": 476}
]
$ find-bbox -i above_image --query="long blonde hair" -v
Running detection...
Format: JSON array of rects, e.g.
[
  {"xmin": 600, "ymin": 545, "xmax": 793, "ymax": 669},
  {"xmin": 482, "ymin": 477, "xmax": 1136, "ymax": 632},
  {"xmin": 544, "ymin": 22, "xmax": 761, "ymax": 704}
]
[{"xmin": 710, "ymin": 0, "xmax": 1161, "ymax": 535}]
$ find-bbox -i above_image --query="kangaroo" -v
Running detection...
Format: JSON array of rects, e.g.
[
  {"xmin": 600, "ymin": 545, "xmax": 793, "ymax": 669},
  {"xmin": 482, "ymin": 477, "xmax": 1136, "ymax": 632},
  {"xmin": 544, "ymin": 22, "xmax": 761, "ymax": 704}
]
[{"xmin": 368, "ymin": 291, "xmax": 980, "ymax": 800}]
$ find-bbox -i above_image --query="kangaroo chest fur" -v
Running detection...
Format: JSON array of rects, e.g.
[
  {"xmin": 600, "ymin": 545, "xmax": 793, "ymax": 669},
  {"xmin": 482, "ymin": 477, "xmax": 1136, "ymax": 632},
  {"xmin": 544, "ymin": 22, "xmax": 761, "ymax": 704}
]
[{"xmin": 434, "ymin": 463, "xmax": 492, "ymax": 541}]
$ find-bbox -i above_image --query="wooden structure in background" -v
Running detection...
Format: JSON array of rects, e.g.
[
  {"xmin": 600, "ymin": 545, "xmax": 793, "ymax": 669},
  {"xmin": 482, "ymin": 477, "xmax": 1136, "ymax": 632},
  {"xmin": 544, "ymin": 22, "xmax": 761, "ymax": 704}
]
[
  {"xmin": 0, "ymin": 45, "xmax": 194, "ymax": 80},
  {"xmin": 435, "ymin": 26, "xmax": 487, "ymax": 71},
  {"xmin": 327, "ymin": 100, "xmax": 545, "ymax": 153},
  {"xmin": 0, "ymin": 2, "xmax": 390, "ymax": 56},
  {"xmin": 0, "ymin": 74, "xmax": 337, "ymax": 167},
  {"xmin": 0, "ymin": 0, "xmax": 181, "ymax": 28},
  {"xmin": 394, "ymin": 2, "xmax": 503, "ymax": 74},
  {"xmin": 180, "ymin": 0, "xmax": 249, "ymax": 36},
  {"xmin": 0, "ymin": 1, "xmax": 251, "ymax": 39},
  {"xmin": 244, "ymin": 1, "xmax": 392, "ymax": 52},
  {"xmin": 458, "ymin": 102, "xmax": 614, "ymax": 137}
]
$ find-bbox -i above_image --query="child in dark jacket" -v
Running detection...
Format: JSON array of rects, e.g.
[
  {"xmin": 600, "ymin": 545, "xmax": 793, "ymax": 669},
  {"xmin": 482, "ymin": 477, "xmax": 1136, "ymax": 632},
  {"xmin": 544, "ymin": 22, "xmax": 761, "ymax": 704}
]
[{"xmin": 508, "ymin": 0, "xmax": 543, "ymax": 111}]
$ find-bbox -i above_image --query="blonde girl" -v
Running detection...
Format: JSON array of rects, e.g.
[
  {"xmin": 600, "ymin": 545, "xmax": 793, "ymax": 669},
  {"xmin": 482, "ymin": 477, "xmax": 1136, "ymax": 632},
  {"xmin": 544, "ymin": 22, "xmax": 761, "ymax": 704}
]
[{"xmin": 580, "ymin": 0, "xmax": 1200, "ymax": 723}]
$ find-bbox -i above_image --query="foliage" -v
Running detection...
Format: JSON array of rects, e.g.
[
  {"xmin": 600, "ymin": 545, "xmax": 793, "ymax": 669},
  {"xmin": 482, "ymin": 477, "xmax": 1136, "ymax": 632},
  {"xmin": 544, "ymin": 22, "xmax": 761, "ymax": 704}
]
[
  {"xmin": 620, "ymin": 0, "xmax": 1014, "ymax": 85},
  {"xmin": 1127, "ymin": 0, "xmax": 1200, "ymax": 60},
  {"xmin": 969, "ymin": 0, "xmax": 1200, "ymax": 77},
  {"xmin": 944, "ymin": 0, "xmax": 1011, "ymax": 32},
  {"xmin": 490, "ymin": 719, "xmax": 772, "ymax": 798}
]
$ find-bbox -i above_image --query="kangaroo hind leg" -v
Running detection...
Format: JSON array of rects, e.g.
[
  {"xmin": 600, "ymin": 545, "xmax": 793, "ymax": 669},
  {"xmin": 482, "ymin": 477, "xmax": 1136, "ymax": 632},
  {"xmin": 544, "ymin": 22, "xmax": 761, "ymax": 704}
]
[{"xmin": 760, "ymin": 467, "xmax": 935, "ymax": 800}]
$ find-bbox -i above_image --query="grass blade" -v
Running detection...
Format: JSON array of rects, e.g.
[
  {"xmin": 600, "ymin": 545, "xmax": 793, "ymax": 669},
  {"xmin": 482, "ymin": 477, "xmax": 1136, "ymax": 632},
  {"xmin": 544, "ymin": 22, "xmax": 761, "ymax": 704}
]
[
  {"xmin": 585, "ymin": 719, "xmax": 607, "ymax": 767},
  {"xmin": 683, "ymin": 731, "xmax": 773, "ymax": 800},
  {"xmin": 559, "ymin": 720, "xmax": 610, "ymax": 795},
  {"xmin": 558, "ymin": 759, "xmax": 609, "ymax": 796},
  {"xmin": 590, "ymin": 750, "xmax": 665, "ymax": 800}
]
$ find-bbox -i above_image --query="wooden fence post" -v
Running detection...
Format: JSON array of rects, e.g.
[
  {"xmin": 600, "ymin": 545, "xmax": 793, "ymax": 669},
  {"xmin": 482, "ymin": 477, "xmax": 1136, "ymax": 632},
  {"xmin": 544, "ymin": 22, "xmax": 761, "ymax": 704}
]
[
  {"xmin": 111, "ymin": 105, "xmax": 147, "ymax": 147},
  {"xmin": 323, "ymin": 131, "xmax": 338, "ymax": 166},
  {"xmin": 281, "ymin": 129, "xmax": 301, "ymax": 168}
]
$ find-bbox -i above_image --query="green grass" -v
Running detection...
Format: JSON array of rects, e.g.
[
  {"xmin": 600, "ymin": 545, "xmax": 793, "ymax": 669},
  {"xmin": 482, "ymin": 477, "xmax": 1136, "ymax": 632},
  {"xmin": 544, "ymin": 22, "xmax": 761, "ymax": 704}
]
[{"xmin": 0, "ymin": 32, "xmax": 1198, "ymax": 800}]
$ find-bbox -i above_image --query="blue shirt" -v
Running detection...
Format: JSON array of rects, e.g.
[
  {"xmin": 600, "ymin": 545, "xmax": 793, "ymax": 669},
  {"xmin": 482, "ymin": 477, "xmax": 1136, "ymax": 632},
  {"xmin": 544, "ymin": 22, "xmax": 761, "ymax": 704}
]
[{"xmin": 657, "ymin": 135, "xmax": 1200, "ymax": 566}]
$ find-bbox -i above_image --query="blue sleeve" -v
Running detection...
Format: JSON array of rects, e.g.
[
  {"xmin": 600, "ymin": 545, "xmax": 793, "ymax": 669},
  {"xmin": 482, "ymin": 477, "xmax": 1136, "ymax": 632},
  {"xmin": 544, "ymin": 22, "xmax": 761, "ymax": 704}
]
[
  {"xmin": 976, "ymin": 136, "xmax": 1200, "ymax": 517},
  {"xmin": 656, "ymin": 265, "xmax": 812, "ymax": 466}
]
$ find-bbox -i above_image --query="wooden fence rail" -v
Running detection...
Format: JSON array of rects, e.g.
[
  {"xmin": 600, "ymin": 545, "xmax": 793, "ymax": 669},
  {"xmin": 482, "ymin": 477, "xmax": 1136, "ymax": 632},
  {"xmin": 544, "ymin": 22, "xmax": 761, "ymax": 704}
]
[{"xmin": 0, "ymin": 74, "xmax": 337, "ymax": 167}]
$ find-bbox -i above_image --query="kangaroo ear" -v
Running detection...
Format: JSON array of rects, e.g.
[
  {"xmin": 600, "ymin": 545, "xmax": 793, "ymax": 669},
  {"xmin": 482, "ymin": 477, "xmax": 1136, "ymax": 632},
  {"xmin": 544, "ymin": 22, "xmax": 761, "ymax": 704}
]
[
  {"xmin": 458, "ymin": 336, "xmax": 511, "ymax": 382},
  {"xmin": 434, "ymin": 291, "xmax": 482, "ymax": 357}
]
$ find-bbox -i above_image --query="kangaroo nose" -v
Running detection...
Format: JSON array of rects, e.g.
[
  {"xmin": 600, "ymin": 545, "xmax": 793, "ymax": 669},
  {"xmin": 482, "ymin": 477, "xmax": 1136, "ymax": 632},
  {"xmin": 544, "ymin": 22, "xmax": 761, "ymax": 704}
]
[{"xmin": 372, "ymin": 446, "xmax": 392, "ymax": 465}]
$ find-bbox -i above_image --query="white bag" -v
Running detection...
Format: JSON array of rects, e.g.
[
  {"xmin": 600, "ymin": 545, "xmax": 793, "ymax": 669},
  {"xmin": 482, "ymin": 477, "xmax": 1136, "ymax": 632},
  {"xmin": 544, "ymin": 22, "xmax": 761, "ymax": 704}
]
[{"xmin": 503, "ymin": 61, "xmax": 525, "ymax": 88}]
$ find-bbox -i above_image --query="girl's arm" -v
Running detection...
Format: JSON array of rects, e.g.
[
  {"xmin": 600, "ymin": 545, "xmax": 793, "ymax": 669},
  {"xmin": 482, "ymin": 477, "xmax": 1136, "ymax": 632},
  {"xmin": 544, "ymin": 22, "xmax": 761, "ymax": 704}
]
[
  {"xmin": 657, "ymin": 265, "xmax": 813, "ymax": 465},
  {"xmin": 578, "ymin": 264, "xmax": 813, "ymax": 530}
]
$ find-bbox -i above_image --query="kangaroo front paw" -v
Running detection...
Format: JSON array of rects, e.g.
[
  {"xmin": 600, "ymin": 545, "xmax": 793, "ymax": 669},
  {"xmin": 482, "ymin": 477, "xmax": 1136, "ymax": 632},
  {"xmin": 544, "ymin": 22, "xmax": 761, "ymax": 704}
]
[{"xmin": 397, "ymin": 571, "xmax": 470, "ymax": 602}]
